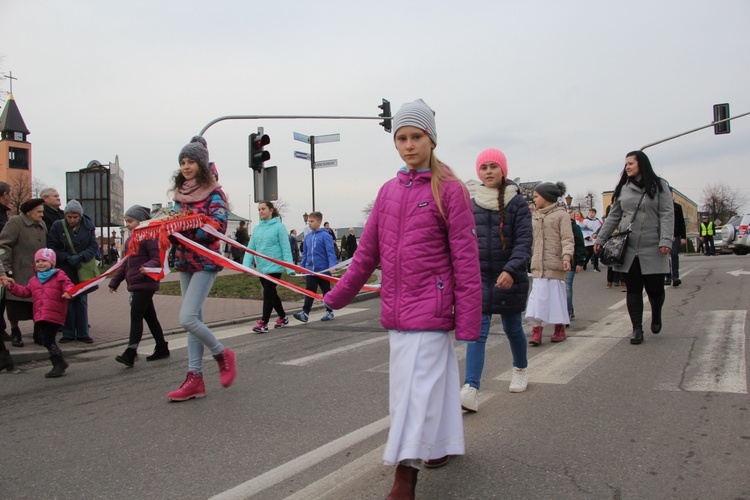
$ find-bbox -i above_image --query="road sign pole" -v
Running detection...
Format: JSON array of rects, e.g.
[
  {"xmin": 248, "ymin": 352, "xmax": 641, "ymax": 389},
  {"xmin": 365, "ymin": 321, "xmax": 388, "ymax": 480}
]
[{"xmin": 310, "ymin": 137, "xmax": 316, "ymax": 212}]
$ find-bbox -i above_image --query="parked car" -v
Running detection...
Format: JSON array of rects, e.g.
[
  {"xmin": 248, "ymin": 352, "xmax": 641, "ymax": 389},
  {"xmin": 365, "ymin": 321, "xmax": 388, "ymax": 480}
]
[{"xmin": 721, "ymin": 214, "xmax": 750, "ymax": 255}]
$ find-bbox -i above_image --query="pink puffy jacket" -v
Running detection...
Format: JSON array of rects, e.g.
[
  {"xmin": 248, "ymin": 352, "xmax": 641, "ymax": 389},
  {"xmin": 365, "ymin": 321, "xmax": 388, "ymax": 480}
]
[
  {"xmin": 8, "ymin": 270, "xmax": 74, "ymax": 326},
  {"xmin": 325, "ymin": 167, "xmax": 481, "ymax": 341}
]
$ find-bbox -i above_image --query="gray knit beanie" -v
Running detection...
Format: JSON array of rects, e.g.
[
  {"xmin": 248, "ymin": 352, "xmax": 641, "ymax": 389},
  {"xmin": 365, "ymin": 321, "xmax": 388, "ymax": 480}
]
[
  {"xmin": 179, "ymin": 135, "xmax": 209, "ymax": 169},
  {"xmin": 124, "ymin": 205, "xmax": 151, "ymax": 222},
  {"xmin": 392, "ymin": 99, "xmax": 437, "ymax": 146},
  {"xmin": 535, "ymin": 182, "xmax": 567, "ymax": 203},
  {"xmin": 64, "ymin": 199, "xmax": 84, "ymax": 215}
]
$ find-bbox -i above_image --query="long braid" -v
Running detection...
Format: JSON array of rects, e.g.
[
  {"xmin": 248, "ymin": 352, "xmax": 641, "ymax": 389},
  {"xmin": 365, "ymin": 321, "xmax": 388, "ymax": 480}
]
[{"xmin": 496, "ymin": 178, "xmax": 508, "ymax": 249}]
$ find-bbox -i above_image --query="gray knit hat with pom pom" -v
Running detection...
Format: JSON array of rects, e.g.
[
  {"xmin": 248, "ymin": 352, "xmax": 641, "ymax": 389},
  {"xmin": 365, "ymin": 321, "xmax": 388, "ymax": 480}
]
[
  {"xmin": 179, "ymin": 136, "xmax": 209, "ymax": 169},
  {"xmin": 535, "ymin": 181, "xmax": 567, "ymax": 203}
]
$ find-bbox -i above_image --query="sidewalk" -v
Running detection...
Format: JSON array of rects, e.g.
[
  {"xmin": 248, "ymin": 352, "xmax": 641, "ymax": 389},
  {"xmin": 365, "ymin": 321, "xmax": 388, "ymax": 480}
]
[{"xmin": 7, "ymin": 269, "xmax": 267, "ymax": 364}]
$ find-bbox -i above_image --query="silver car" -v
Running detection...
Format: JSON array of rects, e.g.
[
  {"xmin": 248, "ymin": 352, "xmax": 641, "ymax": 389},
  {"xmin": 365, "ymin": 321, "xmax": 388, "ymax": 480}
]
[{"xmin": 721, "ymin": 214, "xmax": 750, "ymax": 255}]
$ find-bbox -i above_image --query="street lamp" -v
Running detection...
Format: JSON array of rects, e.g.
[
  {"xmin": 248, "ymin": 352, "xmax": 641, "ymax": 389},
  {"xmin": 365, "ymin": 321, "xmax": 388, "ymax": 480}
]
[{"xmin": 565, "ymin": 194, "xmax": 573, "ymax": 207}]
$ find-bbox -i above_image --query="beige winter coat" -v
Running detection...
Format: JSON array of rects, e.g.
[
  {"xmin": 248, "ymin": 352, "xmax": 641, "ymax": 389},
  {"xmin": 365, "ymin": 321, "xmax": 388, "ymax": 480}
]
[
  {"xmin": 530, "ymin": 204, "xmax": 575, "ymax": 281},
  {"xmin": 0, "ymin": 213, "xmax": 48, "ymax": 302}
]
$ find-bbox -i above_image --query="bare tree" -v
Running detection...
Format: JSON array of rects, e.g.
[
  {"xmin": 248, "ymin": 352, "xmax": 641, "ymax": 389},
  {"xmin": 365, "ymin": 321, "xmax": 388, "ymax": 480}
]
[
  {"xmin": 362, "ymin": 200, "xmax": 375, "ymax": 221},
  {"xmin": 274, "ymin": 199, "xmax": 289, "ymax": 220},
  {"xmin": 32, "ymin": 177, "xmax": 49, "ymax": 198},
  {"xmin": 701, "ymin": 183, "xmax": 748, "ymax": 224}
]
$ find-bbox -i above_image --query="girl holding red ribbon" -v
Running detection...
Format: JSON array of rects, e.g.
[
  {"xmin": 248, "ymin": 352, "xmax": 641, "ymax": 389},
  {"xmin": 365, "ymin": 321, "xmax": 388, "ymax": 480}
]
[{"xmin": 166, "ymin": 136, "xmax": 236, "ymax": 402}]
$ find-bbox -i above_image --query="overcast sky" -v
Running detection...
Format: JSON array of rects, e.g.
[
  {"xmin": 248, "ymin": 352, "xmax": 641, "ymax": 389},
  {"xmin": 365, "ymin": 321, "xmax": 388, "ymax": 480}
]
[{"xmin": 2, "ymin": 0, "xmax": 748, "ymax": 232}]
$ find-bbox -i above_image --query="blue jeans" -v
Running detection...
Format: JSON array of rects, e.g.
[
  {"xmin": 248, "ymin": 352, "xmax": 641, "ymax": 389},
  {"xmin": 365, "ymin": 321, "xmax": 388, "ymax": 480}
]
[
  {"xmin": 564, "ymin": 269, "xmax": 575, "ymax": 317},
  {"xmin": 179, "ymin": 271, "xmax": 224, "ymax": 373},
  {"xmin": 62, "ymin": 294, "xmax": 89, "ymax": 340},
  {"xmin": 464, "ymin": 313, "xmax": 527, "ymax": 390}
]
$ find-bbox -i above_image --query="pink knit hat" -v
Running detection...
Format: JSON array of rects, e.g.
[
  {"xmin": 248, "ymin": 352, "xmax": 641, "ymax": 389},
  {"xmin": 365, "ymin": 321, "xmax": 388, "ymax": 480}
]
[
  {"xmin": 475, "ymin": 148, "xmax": 508, "ymax": 180},
  {"xmin": 34, "ymin": 248, "xmax": 56, "ymax": 267}
]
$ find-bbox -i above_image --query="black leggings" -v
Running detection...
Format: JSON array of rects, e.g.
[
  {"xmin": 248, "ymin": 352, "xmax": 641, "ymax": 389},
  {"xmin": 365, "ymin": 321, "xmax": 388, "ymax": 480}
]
[
  {"xmin": 260, "ymin": 273, "xmax": 285, "ymax": 323},
  {"xmin": 624, "ymin": 257, "xmax": 665, "ymax": 328},
  {"xmin": 37, "ymin": 320, "xmax": 63, "ymax": 356},
  {"xmin": 128, "ymin": 290, "xmax": 166, "ymax": 348}
]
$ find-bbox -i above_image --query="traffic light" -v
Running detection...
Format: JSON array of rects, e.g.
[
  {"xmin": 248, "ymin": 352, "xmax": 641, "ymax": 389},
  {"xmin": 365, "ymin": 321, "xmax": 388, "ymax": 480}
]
[
  {"xmin": 379, "ymin": 98, "xmax": 392, "ymax": 133},
  {"xmin": 249, "ymin": 132, "xmax": 271, "ymax": 171},
  {"xmin": 713, "ymin": 103, "xmax": 730, "ymax": 135}
]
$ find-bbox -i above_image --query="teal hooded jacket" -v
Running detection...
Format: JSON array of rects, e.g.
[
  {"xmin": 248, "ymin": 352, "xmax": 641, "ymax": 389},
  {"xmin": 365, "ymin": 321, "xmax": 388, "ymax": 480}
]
[{"xmin": 244, "ymin": 217, "xmax": 293, "ymax": 274}]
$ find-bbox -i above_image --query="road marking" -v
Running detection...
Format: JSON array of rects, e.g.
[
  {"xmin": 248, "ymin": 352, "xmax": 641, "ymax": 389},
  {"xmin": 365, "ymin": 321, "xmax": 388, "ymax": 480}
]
[
  {"xmin": 280, "ymin": 336, "xmax": 388, "ymax": 366},
  {"xmin": 656, "ymin": 310, "xmax": 747, "ymax": 394},
  {"xmin": 208, "ymin": 416, "xmax": 390, "ymax": 500}
]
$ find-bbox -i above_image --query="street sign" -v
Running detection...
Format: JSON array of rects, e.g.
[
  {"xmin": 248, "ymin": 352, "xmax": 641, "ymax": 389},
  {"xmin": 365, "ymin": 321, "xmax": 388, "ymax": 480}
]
[
  {"xmin": 293, "ymin": 132, "xmax": 310, "ymax": 143},
  {"xmin": 294, "ymin": 151, "xmax": 310, "ymax": 160},
  {"xmin": 313, "ymin": 133, "xmax": 340, "ymax": 144},
  {"xmin": 315, "ymin": 159, "xmax": 338, "ymax": 169}
]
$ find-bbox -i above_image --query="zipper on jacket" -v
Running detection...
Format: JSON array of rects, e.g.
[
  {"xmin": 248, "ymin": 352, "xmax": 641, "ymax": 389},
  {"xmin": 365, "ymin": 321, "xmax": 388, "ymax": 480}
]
[
  {"xmin": 394, "ymin": 170, "xmax": 415, "ymax": 330},
  {"xmin": 436, "ymin": 275, "xmax": 444, "ymax": 315}
]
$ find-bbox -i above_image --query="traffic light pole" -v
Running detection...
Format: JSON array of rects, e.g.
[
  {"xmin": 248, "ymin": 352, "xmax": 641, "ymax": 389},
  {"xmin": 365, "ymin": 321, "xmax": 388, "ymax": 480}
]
[
  {"xmin": 199, "ymin": 115, "xmax": 384, "ymax": 136},
  {"xmin": 640, "ymin": 111, "xmax": 749, "ymax": 151},
  {"xmin": 310, "ymin": 137, "xmax": 316, "ymax": 212}
]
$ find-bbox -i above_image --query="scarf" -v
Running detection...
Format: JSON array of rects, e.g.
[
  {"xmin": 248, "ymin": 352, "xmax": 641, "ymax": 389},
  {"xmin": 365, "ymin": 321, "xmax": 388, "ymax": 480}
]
[
  {"xmin": 38, "ymin": 268, "xmax": 58, "ymax": 284},
  {"xmin": 474, "ymin": 184, "xmax": 518, "ymax": 211},
  {"xmin": 174, "ymin": 179, "xmax": 221, "ymax": 204}
]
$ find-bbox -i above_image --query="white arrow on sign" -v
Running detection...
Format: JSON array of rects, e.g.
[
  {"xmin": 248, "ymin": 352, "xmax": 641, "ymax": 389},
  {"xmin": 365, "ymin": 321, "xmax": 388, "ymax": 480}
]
[
  {"xmin": 727, "ymin": 269, "xmax": 750, "ymax": 276},
  {"xmin": 315, "ymin": 159, "xmax": 338, "ymax": 169},
  {"xmin": 294, "ymin": 151, "xmax": 310, "ymax": 160}
]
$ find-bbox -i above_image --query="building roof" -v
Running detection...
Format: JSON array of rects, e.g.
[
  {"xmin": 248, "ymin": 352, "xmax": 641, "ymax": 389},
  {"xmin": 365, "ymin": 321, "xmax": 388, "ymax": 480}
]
[{"xmin": 0, "ymin": 95, "xmax": 30, "ymax": 134}]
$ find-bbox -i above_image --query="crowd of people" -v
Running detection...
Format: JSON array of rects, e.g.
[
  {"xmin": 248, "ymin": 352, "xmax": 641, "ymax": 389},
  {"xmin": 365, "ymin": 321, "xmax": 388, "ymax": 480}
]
[{"xmin": 0, "ymin": 100, "xmax": 689, "ymax": 500}]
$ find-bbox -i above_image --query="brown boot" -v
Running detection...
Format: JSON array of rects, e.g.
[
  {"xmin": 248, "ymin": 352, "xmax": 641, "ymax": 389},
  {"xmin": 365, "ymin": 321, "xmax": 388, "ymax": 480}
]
[
  {"xmin": 386, "ymin": 464, "xmax": 418, "ymax": 500},
  {"xmin": 529, "ymin": 326, "xmax": 543, "ymax": 346}
]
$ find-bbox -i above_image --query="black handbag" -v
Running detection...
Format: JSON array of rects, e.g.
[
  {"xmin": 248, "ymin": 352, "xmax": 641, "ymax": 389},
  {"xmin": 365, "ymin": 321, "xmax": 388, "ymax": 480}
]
[{"xmin": 599, "ymin": 193, "xmax": 646, "ymax": 267}]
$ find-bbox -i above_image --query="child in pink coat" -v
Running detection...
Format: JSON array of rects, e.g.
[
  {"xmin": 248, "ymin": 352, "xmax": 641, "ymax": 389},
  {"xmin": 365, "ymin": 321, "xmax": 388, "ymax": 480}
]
[{"xmin": 2, "ymin": 248, "xmax": 74, "ymax": 378}]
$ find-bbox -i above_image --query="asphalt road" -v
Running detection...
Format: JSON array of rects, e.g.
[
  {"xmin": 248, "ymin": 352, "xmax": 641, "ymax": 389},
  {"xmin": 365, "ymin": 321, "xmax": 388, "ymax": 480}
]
[{"xmin": 1, "ymin": 254, "xmax": 748, "ymax": 499}]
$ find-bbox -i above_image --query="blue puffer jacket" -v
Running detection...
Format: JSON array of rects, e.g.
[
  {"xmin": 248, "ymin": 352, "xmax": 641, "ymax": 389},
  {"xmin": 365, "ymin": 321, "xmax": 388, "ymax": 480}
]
[
  {"xmin": 473, "ymin": 183, "xmax": 532, "ymax": 315},
  {"xmin": 244, "ymin": 217, "xmax": 293, "ymax": 274},
  {"xmin": 301, "ymin": 228, "xmax": 338, "ymax": 272}
]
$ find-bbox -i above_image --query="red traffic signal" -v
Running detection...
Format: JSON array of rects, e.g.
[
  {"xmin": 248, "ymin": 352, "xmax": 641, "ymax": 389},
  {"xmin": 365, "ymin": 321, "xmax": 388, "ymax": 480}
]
[{"xmin": 249, "ymin": 133, "xmax": 271, "ymax": 171}]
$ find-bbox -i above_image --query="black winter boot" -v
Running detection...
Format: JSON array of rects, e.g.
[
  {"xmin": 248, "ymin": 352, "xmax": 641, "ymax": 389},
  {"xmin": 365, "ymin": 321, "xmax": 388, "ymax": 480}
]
[
  {"xmin": 115, "ymin": 347, "xmax": 138, "ymax": 367},
  {"xmin": 650, "ymin": 293, "xmax": 665, "ymax": 334},
  {"xmin": 0, "ymin": 349, "xmax": 14, "ymax": 372},
  {"xmin": 630, "ymin": 326, "xmax": 644, "ymax": 345},
  {"xmin": 45, "ymin": 355, "xmax": 69, "ymax": 378},
  {"xmin": 146, "ymin": 342, "xmax": 170, "ymax": 361},
  {"xmin": 11, "ymin": 327, "xmax": 24, "ymax": 348}
]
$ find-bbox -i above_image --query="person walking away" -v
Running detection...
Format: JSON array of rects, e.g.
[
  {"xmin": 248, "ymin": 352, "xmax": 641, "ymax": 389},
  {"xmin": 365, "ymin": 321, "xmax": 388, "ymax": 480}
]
[
  {"xmin": 167, "ymin": 136, "xmax": 236, "ymax": 401},
  {"xmin": 582, "ymin": 208, "xmax": 602, "ymax": 272},
  {"xmin": 244, "ymin": 201, "xmax": 294, "ymax": 333},
  {"xmin": 565, "ymin": 210, "xmax": 586, "ymax": 321},
  {"xmin": 322, "ymin": 99, "xmax": 481, "ymax": 499},
  {"xmin": 231, "ymin": 220, "xmax": 249, "ymax": 263},
  {"xmin": 2, "ymin": 248, "xmax": 73, "ymax": 378},
  {"xmin": 289, "ymin": 229, "xmax": 300, "ymax": 265},
  {"xmin": 699, "ymin": 215, "xmax": 715, "ymax": 256},
  {"xmin": 293, "ymin": 211, "xmax": 338, "ymax": 323},
  {"xmin": 0, "ymin": 198, "xmax": 48, "ymax": 347},
  {"xmin": 109, "ymin": 205, "xmax": 170, "ymax": 367},
  {"xmin": 47, "ymin": 200, "xmax": 98, "ymax": 343},
  {"xmin": 527, "ymin": 182, "xmax": 574, "ymax": 345},
  {"xmin": 346, "ymin": 227, "xmax": 358, "ymax": 259},
  {"xmin": 461, "ymin": 148, "xmax": 532, "ymax": 413},
  {"xmin": 666, "ymin": 188, "xmax": 686, "ymax": 286},
  {"xmin": 595, "ymin": 150, "xmax": 673, "ymax": 345}
]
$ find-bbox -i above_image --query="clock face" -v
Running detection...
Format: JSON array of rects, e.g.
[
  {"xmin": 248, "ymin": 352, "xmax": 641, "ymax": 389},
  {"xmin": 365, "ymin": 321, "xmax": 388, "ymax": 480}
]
[{"xmin": 13, "ymin": 132, "xmax": 23, "ymax": 141}]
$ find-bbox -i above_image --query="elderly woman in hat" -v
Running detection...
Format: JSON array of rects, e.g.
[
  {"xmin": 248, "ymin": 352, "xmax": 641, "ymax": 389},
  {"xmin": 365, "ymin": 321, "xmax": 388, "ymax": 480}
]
[
  {"xmin": 0, "ymin": 198, "xmax": 48, "ymax": 347},
  {"xmin": 47, "ymin": 199, "xmax": 99, "ymax": 343}
]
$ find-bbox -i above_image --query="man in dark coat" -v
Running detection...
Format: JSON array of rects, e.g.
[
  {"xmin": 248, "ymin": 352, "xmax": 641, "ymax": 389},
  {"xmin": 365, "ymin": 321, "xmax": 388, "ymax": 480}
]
[
  {"xmin": 666, "ymin": 191, "xmax": 687, "ymax": 286},
  {"xmin": 41, "ymin": 187, "xmax": 65, "ymax": 234}
]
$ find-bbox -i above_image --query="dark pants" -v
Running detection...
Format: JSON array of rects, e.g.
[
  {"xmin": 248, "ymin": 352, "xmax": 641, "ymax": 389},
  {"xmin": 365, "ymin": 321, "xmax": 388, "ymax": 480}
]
[
  {"xmin": 607, "ymin": 267, "xmax": 623, "ymax": 285},
  {"xmin": 128, "ymin": 290, "xmax": 165, "ymax": 348},
  {"xmin": 38, "ymin": 320, "xmax": 62, "ymax": 356},
  {"xmin": 260, "ymin": 273, "xmax": 285, "ymax": 323},
  {"xmin": 703, "ymin": 236, "xmax": 715, "ymax": 255},
  {"xmin": 62, "ymin": 294, "xmax": 89, "ymax": 340},
  {"xmin": 669, "ymin": 238, "xmax": 681, "ymax": 281},
  {"xmin": 624, "ymin": 257, "xmax": 665, "ymax": 328},
  {"xmin": 0, "ymin": 292, "xmax": 6, "ymax": 334},
  {"xmin": 584, "ymin": 246, "xmax": 600, "ymax": 270},
  {"xmin": 302, "ymin": 275, "xmax": 332, "ymax": 314}
]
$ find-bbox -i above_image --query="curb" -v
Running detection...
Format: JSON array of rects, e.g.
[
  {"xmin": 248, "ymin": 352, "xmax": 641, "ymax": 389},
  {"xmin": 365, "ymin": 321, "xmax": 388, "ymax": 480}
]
[{"xmin": 10, "ymin": 291, "xmax": 379, "ymax": 365}]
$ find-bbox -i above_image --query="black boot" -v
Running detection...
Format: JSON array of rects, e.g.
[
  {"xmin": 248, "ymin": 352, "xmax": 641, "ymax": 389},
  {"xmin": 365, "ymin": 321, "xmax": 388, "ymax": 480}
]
[
  {"xmin": 10, "ymin": 327, "xmax": 24, "ymax": 347},
  {"xmin": 0, "ymin": 349, "xmax": 14, "ymax": 372},
  {"xmin": 45, "ymin": 354, "xmax": 69, "ymax": 378},
  {"xmin": 146, "ymin": 342, "xmax": 170, "ymax": 361},
  {"xmin": 115, "ymin": 347, "xmax": 138, "ymax": 367},
  {"xmin": 630, "ymin": 326, "xmax": 644, "ymax": 345},
  {"xmin": 650, "ymin": 293, "xmax": 665, "ymax": 334}
]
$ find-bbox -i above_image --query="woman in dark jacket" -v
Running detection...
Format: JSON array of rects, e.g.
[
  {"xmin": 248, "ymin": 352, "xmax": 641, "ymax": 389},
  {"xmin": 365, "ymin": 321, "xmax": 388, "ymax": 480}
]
[
  {"xmin": 595, "ymin": 151, "xmax": 673, "ymax": 345},
  {"xmin": 461, "ymin": 149, "xmax": 533, "ymax": 412},
  {"xmin": 109, "ymin": 206, "xmax": 169, "ymax": 367},
  {"xmin": 47, "ymin": 200, "xmax": 99, "ymax": 343}
]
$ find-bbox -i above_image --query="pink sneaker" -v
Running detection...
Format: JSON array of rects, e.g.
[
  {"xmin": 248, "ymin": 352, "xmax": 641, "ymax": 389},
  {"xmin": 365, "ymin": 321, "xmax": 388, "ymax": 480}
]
[
  {"xmin": 214, "ymin": 348, "xmax": 237, "ymax": 388},
  {"xmin": 168, "ymin": 371, "xmax": 206, "ymax": 402}
]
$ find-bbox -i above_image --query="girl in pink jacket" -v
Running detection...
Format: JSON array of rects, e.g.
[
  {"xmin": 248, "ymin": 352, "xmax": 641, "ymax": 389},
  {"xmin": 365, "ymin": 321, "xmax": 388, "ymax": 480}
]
[
  {"xmin": 324, "ymin": 99, "xmax": 482, "ymax": 500},
  {"xmin": 3, "ymin": 248, "xmax": 73, "ymax": 378}
]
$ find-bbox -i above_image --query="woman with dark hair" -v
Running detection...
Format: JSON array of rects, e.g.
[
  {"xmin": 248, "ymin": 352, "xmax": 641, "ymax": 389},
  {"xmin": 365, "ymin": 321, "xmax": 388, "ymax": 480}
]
[
  {"xmin": 0, "ymin": 198, "xmax": 48, "ymax": 347},
  {"xmin": 595, "ymin": 150, "xmax": 674, "ymax": 345}
]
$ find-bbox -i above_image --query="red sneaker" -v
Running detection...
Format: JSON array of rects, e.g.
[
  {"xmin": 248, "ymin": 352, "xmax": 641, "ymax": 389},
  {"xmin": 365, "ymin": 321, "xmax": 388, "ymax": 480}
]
[
  {"xmin": 214, "ymin": 348, "xmax": 237, "ymax": 388},
  {"xmin": 168, "ymin": 371, "xmax": 206, "ymax": 401}
]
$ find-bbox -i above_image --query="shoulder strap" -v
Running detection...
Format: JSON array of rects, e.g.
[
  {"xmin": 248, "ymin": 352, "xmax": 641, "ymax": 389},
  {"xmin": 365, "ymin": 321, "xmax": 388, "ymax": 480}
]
[
  {"xmin": 627, "ymin": 192, "xmax": 647, "ymax": 231},
  {"xmin": 62, "ymin": 222, "xmax": 78, "ymax": 255}
]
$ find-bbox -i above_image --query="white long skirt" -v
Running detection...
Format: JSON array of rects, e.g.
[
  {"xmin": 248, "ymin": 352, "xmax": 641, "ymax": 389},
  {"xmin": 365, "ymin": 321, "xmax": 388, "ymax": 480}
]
[
  {"xmin": 383, "ymin": 330, "xmax": 465, "ymax": 466},
  {"xmin": 525, "ymin": 277, "xmax": 570, "ymax": 325}
]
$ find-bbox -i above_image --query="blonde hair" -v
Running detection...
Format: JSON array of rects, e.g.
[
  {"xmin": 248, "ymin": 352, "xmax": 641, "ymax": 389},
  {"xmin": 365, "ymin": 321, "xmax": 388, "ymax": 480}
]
[{"xmin": 428, "ymin": 152, "xmax": 464, "ymax": 219}]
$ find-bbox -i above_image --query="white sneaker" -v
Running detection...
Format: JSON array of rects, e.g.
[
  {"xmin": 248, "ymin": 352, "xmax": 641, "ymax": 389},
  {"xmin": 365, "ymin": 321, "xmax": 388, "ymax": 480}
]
[
  {"xmin": 460, "ymin": 384, "xmax": 478, "ymax": 412},
  {"xmin": 509, "ymin": 367, "xmax": 528, "ymax": 393}
]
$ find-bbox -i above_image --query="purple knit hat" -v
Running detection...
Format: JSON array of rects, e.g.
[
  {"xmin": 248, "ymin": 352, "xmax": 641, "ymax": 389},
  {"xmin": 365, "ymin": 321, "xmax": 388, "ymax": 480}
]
[{"xmin": 475, "ymin": 148, "xmax": 508, "ymax": 180}]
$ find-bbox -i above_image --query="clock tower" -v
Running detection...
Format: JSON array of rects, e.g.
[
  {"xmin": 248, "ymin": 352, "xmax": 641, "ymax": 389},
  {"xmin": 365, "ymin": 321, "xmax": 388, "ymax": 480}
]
[{"xmin": 0, "ymin": 94, "xmax": 32, "ymax": 196}]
